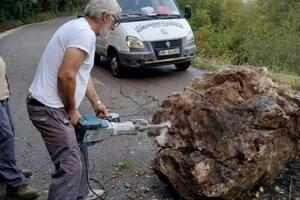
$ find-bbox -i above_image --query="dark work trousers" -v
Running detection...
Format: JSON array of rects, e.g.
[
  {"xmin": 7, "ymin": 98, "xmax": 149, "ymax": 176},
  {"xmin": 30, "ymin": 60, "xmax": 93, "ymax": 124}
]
[
  {"xmin": 27, "ymin": 103, "xmax": 89, "ymax": 200},
  {"xmin": 0, "ymin": 98, "xmax": 25, "ymax": 187}
]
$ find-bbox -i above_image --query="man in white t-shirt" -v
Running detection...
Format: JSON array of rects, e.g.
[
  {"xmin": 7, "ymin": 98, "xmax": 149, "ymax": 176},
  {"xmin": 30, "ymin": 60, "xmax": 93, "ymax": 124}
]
[{"xmin": 27, "ymin": 0, "xmax": 121, "ymax": 199}]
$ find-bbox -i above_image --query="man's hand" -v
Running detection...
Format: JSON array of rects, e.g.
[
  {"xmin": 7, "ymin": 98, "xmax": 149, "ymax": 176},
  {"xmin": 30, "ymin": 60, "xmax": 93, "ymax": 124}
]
[
  {"xmin": 69, "ymin": 110, "xmax": 81, "ymax": 126},
  {"xmin": 93, "ymin": 103, "xmax": 108, "ymax": 119}
]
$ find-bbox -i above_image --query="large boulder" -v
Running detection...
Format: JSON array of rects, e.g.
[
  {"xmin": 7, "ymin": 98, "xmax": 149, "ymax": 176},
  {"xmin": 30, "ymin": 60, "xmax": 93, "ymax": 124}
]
[{"xmin": 149, "ymin": 66, "xmax": 300, "ymax": 200}]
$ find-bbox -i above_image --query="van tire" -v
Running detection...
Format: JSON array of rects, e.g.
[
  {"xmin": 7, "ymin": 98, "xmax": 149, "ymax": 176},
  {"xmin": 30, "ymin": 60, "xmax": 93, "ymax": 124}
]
[
  {"xmin": 109, "ymin": 52, "xmax": 122, "ymax": 78},
  {"xmin": 175, "ymin": 61, "xmax": 191, "ymax": 71},
  {"xmin": 94, "ymin": 53, "xmax": 101, "ymax": 66}
]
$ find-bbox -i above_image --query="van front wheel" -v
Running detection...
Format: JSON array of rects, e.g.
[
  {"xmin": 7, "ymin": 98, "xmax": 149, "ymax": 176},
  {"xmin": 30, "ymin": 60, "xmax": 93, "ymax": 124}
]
[
  {"xmin": 94, "ymin": 53, "xmax": 101, "ymax": 66},
  {"xmin": 109, "ymin": 52, "xmax": 122, "ymax": 78},
  {"xmin": 175, "ymin": 61, "xmax": 191, "ymax": 71}
]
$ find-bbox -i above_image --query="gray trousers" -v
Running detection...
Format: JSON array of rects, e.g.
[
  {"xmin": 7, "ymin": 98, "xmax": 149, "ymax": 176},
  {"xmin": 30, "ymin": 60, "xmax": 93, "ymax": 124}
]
[
  {"xmin": 27, "ymin": 103, "xmax": 89, "ymax": 200},
  {"xmin": 0, "ymin": 98, "xmax": 25, "ymax": 187}
]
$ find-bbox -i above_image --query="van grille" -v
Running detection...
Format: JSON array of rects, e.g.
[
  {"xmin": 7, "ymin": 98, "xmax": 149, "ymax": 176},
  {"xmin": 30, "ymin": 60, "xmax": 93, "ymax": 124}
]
[
  {"xmin": 151, "ymin": 39, "xmax": 182, "ymax": 49},
  {"xmin": 151, "ymin": 39, "xmax": 182, "ymax": 60}
]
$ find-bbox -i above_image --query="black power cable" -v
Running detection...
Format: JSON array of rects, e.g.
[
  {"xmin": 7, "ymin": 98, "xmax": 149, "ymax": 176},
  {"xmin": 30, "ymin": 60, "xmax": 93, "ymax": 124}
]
[{"xmin": 81, "ymin": 149, "xmax": 105, "ymax": 200}]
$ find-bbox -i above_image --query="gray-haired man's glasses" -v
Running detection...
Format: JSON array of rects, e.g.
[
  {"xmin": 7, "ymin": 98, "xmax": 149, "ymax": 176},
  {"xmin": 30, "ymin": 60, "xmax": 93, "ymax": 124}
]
[{"xmin": 111, "ymin": 15, "xmax": 120, "ymax": 30}]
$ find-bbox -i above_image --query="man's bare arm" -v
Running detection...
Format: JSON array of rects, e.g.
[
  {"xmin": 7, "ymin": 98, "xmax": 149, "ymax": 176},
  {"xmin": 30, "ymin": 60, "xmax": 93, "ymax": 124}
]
[
  {"xmin": 86, "ymin": 77, "xmax": 108, "ymax": 118},
  {"xmin": 86, "ymin": 77, "xmax": 100, "ymax": 105},
  {"xmin": 57, "ymin": 48, "xmax": 87, "ymax": 114}
]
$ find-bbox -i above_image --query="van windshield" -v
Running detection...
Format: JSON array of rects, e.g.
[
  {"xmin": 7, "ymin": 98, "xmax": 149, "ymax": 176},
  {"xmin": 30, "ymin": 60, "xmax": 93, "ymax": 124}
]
[{"xmin": 117, "ymin": 0, "xmax": 181, "ymax": 19}]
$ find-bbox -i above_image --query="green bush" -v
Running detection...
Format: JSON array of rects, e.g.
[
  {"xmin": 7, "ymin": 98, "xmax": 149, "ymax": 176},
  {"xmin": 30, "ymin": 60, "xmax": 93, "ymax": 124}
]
[{"xmin": 178, "ymin": 0, "xmax": 300, "ymax": 76}]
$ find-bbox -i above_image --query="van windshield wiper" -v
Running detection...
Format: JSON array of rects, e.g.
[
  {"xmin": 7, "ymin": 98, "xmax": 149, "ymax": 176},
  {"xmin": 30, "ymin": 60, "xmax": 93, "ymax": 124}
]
[
  {"xmin": 121, "ymin": 13, "xmax": 181, "ymax": 18},
  {"xmin": 149, "ymin": 14, "xmax": 182, "ymax": 19},
  {"xmin": 121, "ymin": 13, "xmax": 149, "ymax": 17},
  {"xmin": 120, "ymin": 13, "xmax": 153, "ymax": 22},
  {"xmin": 119, "ymin": 13, "xmax": 182, "ymax": 22}
]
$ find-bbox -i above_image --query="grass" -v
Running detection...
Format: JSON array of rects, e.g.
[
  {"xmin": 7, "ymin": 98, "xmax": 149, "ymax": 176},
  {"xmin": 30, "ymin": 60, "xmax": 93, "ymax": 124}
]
[
  {"xmin": 113, "ymin": 160, "xmax": 132, "ymax": 170},
  {"xmin": 193, "ymin": 54, "xmax": 230, "ymax": 71},
  {"xmin": 193, "ymin": 55, "xmax": 300, "ymax": 90},
  {"xmin": 269, "ymin": 72, "xmax": 300, "ymax": 90}
]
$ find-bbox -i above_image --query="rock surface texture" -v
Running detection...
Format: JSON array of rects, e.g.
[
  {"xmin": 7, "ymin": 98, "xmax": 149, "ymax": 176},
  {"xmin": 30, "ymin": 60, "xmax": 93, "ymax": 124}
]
[{"xmin": 149, "ymin": 66, "xmax": 300, "ymax": 200}]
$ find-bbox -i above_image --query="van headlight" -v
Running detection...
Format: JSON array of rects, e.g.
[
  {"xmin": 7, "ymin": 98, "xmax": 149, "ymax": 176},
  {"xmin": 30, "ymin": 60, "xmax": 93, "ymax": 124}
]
[
  {"xmin": 186, "ymin": 31, "xmax": 195, "ymax": 46},
  {"xmin": 126, "ymin": 36, "xmax": 145, "ymax": 49}
]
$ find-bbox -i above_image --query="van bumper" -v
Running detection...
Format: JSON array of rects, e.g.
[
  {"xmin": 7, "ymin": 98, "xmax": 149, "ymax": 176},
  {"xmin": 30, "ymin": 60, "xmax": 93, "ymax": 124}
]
[{"xmin": 118, "ymin": 45, "xmax": 196, "ymax": 67}]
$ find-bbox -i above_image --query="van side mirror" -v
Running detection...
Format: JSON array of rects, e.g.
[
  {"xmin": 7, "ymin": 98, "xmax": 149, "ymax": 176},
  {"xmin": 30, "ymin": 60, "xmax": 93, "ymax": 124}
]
[{"xmin": 184, "ymin": 5, "xmax": 192, "ymax": 19}]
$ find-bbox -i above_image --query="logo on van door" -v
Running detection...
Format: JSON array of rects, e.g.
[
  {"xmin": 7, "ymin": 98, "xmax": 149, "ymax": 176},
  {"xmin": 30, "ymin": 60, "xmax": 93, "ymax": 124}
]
[{"xmin": 135, "ymin": 21, "xmax": 184, "ymax": 33}]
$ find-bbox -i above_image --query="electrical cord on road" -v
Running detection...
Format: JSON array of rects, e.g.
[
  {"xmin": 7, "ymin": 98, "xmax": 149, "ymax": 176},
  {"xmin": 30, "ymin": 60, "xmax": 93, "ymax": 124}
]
[{"xmin": 81, "ymin": 148, "xmax": 106, "ymax": 200}]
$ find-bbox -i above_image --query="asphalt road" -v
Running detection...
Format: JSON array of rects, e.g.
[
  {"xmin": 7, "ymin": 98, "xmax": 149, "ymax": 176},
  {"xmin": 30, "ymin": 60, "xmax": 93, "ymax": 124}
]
[{"xmin": 0, "ymin": 17, "xmax": 203, "ymax": 200}]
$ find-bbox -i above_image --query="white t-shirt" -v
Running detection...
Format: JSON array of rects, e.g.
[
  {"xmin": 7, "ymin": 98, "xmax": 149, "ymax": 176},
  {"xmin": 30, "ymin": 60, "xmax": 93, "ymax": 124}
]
[{"xmin": 29, "ymin": 18, "xmax": 96, "ymax": 108}]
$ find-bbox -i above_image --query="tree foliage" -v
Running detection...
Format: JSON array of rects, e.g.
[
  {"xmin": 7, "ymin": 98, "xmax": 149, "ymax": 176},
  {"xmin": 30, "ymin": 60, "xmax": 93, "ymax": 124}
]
[
  {"xmin": 0, "ymin": 0, "xmax": 88, "ymax": 22},
  {"xmin": 1, "ymin": 0, "xmax": 299, "ymax": 75},
  {"xmin": 178, "ymin": 0, "xmax": 300, "ymax": 75}
]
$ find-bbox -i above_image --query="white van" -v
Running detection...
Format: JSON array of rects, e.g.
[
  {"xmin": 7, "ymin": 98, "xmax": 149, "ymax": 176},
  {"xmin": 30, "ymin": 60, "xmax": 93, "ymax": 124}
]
[{"xmin": 95, "ymin": 0, "xmax": 196, "ymax": 77}]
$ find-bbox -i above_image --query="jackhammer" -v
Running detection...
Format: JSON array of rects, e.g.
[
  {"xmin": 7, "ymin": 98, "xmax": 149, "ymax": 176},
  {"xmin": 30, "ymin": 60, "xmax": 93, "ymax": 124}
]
[
  {"xmin": 75, "ymin": 113, "xmax": 170, "ymax": 148},
  {"xmin": 74, "ymin": 113, "xmax": 170, "ymax": 199}
]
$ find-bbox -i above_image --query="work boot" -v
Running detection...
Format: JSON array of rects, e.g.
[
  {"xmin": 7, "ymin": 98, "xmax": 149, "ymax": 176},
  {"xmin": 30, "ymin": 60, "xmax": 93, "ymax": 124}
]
[
  {"xmin": 22, "ymin": 169, "xmax": 33, "ymax": 178},
  {"xmin": 7, "ymin": 184, "xmax": 39, "ymax": 200}
]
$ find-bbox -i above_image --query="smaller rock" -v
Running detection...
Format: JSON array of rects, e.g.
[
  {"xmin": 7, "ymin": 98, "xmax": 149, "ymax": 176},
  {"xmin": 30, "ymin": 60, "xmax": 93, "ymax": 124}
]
[
  {"xmin": 151, "ymin": 184, "xmax": 159, "ymax": 190},
  {"xmin": 137, "ymin": 171, "xmax": 147, "ymax": 176},
  {"xmin": 111, "ymin": 172, "xmax": 121, "ymax": 179},
  {"xmin": 124, "ymin": 182, "xmax": 132, "ymax": 189},
  {"xmin": 42, "ymin": 189, "xmax": 49, "ymax": 195},
  {"xmin": 22, "ymin": 169, "xmax": 33, "ymax": 178},
  {"xmin": 140, "ymin": 186, "xmax": 151, "ymax": 193},
  {"xmin": 259, "ymin": 186, "xmax": 264, "ymax": 193},
  {"xmin": 274, "ymin": 186, "xmax": 285, "ymax": 194},
  {"xmin": 151, "ymin": 196, "xmax": 159, "ymax": 200},
  {"xmin": 127, "ymin": 194, "xmax": 136, "ymax": 199}
]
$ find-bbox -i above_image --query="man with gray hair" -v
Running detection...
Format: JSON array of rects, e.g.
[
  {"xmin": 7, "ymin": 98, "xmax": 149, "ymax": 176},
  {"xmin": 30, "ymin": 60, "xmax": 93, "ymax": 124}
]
[{"xmin": 27, "ymin": 0, "xmax": 122, "ymax": 199}]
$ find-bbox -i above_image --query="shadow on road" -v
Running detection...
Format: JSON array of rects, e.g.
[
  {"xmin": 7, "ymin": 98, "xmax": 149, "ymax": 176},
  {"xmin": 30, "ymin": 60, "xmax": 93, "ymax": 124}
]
[{"xmin": 95, "ymin": 60, "xmax": 187, "ymax": 80}]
